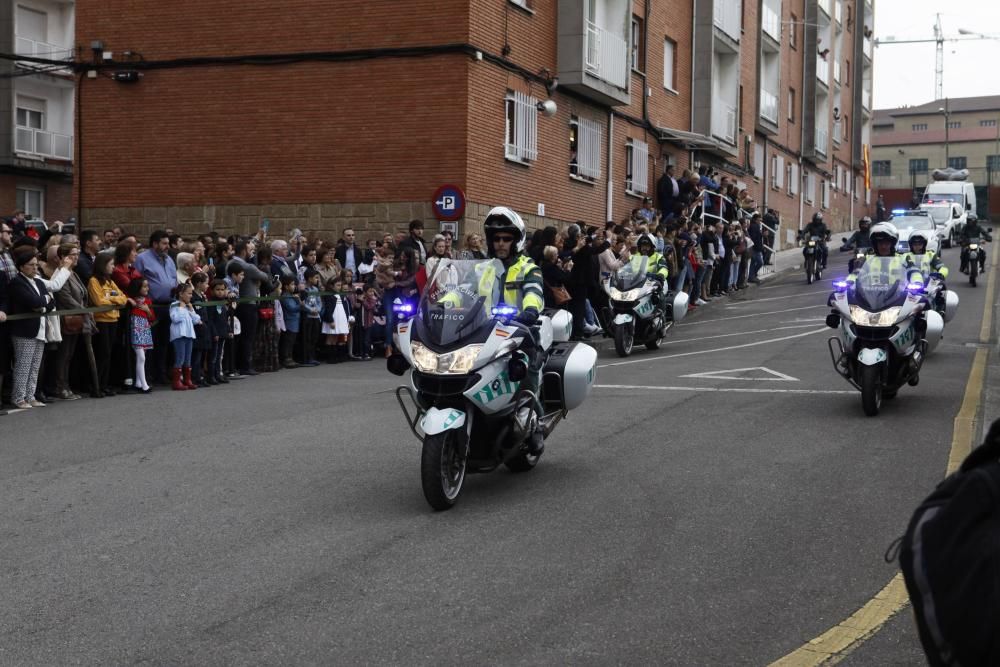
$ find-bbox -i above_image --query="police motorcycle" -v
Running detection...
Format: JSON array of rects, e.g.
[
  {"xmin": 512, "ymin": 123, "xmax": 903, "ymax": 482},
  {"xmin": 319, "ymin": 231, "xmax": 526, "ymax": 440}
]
[
  {"xmin": 603, "ymin": 256, "xmax": 688, "ymax": 357},
  {"xmin": 387, "ymin": 258, "xmax": 597, "ymax": 511},
  {"xmin": 906, "ymin": 237, "xmax": 959, "ymax": 347},
  {"xmin": 965, "ymin": 239, "xmax": 987, "ymax": 286},
  {"xmin": 826, "ymin": 257, "xmax": 943, "ymax": 416}
]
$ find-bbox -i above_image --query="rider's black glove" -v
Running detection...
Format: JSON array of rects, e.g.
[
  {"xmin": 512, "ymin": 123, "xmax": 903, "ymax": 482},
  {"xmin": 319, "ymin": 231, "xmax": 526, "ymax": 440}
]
[{"xmin": 515, "ymin": 308, "xmax": 539, "ymax": 327}]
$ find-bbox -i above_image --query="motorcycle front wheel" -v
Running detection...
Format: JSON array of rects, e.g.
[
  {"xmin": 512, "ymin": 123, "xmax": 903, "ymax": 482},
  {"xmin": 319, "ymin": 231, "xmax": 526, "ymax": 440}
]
[
  {"xmin": 421, "ymin": 430, "xmax": 467, "ymax": 511},
  {"xmin": 860, "ymin": 365, "xmax": 883, "ymax": 417},
  {"xmin": 614, "ymin": 323, "xmax": 634, "ymax": 357},
  {"xmin": 805, "ymin": 256, "xmax": 816, "ymax": 284}
]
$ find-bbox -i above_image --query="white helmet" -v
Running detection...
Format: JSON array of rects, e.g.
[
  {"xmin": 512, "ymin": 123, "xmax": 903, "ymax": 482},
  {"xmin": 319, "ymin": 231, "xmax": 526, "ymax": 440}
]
[
  {"xmin": 637, "ymin": 232, "xmax": 657, "ymax": 254},
  {"xmin": 484, "ymin": 206, "xmax": 527, "ymax": 255},
  {"xmin": 908, "ymin": 230, "xmax": 930, "ymax": 252},
  {"xmin": 869, "ymin": 222, "xmax": 899, "ymax": 248}
]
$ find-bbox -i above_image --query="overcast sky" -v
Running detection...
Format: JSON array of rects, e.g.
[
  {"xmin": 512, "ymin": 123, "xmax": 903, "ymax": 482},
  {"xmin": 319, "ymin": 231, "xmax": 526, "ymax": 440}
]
[{"xmin": 873, "ymin": 0, "xmax": 1000, "ymax": 109}]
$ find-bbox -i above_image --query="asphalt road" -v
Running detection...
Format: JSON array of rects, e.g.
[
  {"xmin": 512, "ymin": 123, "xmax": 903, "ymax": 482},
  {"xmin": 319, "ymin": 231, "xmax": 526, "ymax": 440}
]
[{"xmin": 1, "ymin": 246, "xmax": 992, "ymax": 665}]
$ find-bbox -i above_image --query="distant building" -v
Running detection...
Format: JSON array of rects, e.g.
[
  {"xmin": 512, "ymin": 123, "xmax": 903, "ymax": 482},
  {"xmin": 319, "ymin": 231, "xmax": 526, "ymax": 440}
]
[
  {"xmin": 73, "ymin": 0, "xmax": 875, "ymax": 243},
  {"xmin": 0, "ymin": 0, "xmax": 75, "ymax": 224},
  {"xmin": 871, "ymin": 95, "xmax": 1000, "ymax": 216}
]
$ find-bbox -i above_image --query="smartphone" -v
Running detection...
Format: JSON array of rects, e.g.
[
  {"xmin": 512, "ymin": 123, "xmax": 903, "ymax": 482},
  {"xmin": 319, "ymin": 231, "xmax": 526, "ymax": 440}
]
[{"xmin": 261, "ymin": 218, "xmax": 271, "ymax": 234}]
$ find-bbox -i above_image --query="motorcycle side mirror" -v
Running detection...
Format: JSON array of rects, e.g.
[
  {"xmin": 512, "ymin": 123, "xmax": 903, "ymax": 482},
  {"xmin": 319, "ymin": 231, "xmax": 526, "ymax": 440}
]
[{"xmin": 826, "ymin": 313, "xmax": 841, "ymax": 328}]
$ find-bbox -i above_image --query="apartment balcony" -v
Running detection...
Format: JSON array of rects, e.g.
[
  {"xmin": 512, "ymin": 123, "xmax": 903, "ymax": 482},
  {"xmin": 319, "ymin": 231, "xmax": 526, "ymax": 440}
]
[
  {"xmin": 816, "ymin": 58, "xmax": 830, "ymax": 86},
  {"xmin": 818, "ymin": 0, "xmax": 831, "ymax": 17},
  {"xmin": 815, "ymin": 127, "xmax": 829, "ymax": 156},
  {"xmin": 558, "ymin": 0, "xmax": 630, "ymax": 106},
  {"xmin": 713, "ymin": 0, "xmax": 741, "ymax": 42},
  {"xmin": 712, "ymin": 103, "xmax": 738, "ymax": 144},
  {"xmin": 762, "ymin": 2, "xmax": 781, "ymax": 42},
  {"xmin": 760, "ymin": 89, "xmax": 779, "ymax": 124},
  {"xmin": 15, "ymin": 126, "xmax": 72, "ymax": 160}
]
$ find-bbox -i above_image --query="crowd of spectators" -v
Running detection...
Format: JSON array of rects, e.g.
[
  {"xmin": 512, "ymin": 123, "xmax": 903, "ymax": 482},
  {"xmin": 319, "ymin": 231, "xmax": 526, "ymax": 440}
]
[{"xmin": 0, "ymin": 173, "xmax": 779, "ymax": 411}]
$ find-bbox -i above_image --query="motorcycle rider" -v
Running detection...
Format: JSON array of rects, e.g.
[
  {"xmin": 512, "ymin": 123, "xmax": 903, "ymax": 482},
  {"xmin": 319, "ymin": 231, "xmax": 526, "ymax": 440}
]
[
  {"xmin": 959, "ymin": 213, "xmax": 993, "ymax": 274},
  {"xmin": 630, "ymin": 232, "xmax": 670, "ymax": 314},
  {"xmin": 841, "ymin": 216, "xmax": 873, "ymax": 251},
  {"xmin": 482, "ymin": 206, "xmax": 547, "ymax": 456},
  {"xmin": 905, "ymin": 231, "xmax": 948, "ymax": 311},
  {"xmin": 800, "ymin": 212, "xmax": 831, "ymax": 269}
]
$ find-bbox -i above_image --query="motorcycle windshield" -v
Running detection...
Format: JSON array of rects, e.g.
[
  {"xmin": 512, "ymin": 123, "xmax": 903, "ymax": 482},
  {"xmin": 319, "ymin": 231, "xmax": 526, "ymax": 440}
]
[
  {"xmin": 416, "ymin": 259, "xmax": 503, "ymax": 348},
  {"xmin": 613, "ymin": 257, "xmax": 650, "ymax": 291},
  {"xmin": 852, "ymin": 257, "xmax": 911, "ymax": 312}
]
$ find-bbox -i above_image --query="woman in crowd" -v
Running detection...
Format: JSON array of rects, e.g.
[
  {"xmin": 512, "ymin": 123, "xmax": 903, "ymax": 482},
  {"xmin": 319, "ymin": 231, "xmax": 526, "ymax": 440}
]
[
  {"xmin": 316, "ymin": 247, "xmax": 342, "ymax": 288},
  {"xmin": 111, "ymin": 240, "xmax": 141, "ymax": 292},
  {"xmin": 459, "ymin": 233, "xmax": 486, "ymax": 260},
  {"xmin": 213, "ymin": 240, "xmax": 234, "ymax": 278},
  {"xmin": 6, "ymin": 247, "xmax": 55, "ymax": 409},
  {"xmin": 34, "ymin": 245, "xmax": 74, "ymax": 401},
  {"xmin": 53, "ymin": 243, "xmax": 100, "ymax": 400},
  {"xmin": 541, "ymin": 245, "xmax": 572, "ymax": 311},
  {"xmin": 88, "ymin": 252, "xmax": 129, "ymax": 397},
  {"xmin": 252, "ymin": 247, "xmax": 281, "ymax": 372}
]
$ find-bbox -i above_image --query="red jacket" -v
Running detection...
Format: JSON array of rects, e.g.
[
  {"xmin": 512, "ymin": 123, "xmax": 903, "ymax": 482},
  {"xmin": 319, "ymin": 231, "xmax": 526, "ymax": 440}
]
[{"xmin": 112, "ymin": 263, "xmax": 143, "ymax": 293}]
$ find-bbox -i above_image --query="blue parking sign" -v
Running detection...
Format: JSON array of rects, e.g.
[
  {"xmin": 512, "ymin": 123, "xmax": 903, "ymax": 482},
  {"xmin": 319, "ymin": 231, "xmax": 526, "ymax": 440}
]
[{"xmin": 432, "ymin": 184, "xmax": 466, "ymax": 221}]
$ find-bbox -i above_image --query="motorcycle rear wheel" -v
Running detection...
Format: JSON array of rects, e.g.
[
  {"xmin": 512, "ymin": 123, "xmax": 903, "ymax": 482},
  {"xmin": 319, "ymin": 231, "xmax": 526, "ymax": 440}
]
[
  {"xmin": 614, "ymin": 324, "xmax": 634, "ymax": 357},
  {"xmin": 805, "ymin": 256, "xmax": 816, "ymax": 284},
  {"xmin": 421, "ymin": 430, "xmax": 467, "ymax": 511},
  {"xmin": 970, "ymin": 262, "xmax": 978, "ymax": 287},
  {"xmin": 860, "ymin": 365, "xmax": 883, "ymax": 417}
]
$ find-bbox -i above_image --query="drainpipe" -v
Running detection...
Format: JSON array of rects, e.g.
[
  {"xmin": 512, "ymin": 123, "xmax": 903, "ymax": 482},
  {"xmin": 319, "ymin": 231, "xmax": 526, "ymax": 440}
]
[{"xmin": 606, "ymin": 110, "xmax": 614, "ymax": 222}]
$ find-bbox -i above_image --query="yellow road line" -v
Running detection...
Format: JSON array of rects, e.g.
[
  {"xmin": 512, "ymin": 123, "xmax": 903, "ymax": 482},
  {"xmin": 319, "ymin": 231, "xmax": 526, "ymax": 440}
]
[{"xmin": 768, "ymin": 241, "xmax": 999, "ymax": 666}]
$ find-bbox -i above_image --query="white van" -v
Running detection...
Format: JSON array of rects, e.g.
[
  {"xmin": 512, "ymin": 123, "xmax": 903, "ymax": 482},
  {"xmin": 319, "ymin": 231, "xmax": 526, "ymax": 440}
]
[
  {"xmin": 920, "ymin": 171, "xmax": 977, "ymax": 247},
  {"xmin": 922, "ymin": 180, "xmax": 977, "ymax": 217}
]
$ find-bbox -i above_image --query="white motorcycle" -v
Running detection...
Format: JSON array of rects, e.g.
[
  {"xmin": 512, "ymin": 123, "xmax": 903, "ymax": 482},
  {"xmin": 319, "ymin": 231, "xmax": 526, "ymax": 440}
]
[
  {"xmin": 826, "ymin": 257, "xmax": 947, "ymax": 416},
  {"xmin": 388, "ymin": 259, "xmax": 597, "ymax": 511},
  {"xmin": 603, "ymin": 257, "xmax": 688, "ymax": 357}
]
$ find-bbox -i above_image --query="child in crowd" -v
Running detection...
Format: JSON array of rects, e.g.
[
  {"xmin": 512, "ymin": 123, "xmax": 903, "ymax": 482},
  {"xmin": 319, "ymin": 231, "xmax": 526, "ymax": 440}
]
[
  {"xmin": 224, "ymin": 263, "xmax": 245, "ymax": 379},
  {"xmin": 253, "ymin": 279, "xmax": 281, "ymax": 373},
  {"xmin": 204, "ymin": 279, "xmax": 230, "ymax": 384},
  {"xmin": 279, "ymin": 274, "xmax": 301, "ymax": 369},
  {"xmin": 301, "ymin": 267, "xmax": 322, "ymax": 366},
  {"xmin": 127, "ymin": 278, "xmax": 155, "ymax": 394},
  {"xmin": 360, "ymin": 284, "xmax": 381, "ymax": 361},
  {"xmin": 190, "ymin": 272, "xmax": 212, "ymax": 386},
  {"xmin": 169, "ymin": 282, "xmax": 202, "ymax": 391},
  {"xmin": 320, "ymin": 275, "xmax": 352, "ymax": 364}
]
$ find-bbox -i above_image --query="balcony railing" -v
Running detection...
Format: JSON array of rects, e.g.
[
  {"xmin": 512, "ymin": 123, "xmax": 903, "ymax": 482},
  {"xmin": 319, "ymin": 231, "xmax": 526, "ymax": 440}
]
[
  {"xmin": 816, "ymin": 57, "xmax": 829, "ymax": 85},
  {"xmin": 760, "ymin": 89, "xmax": 779, "ymax": 123},
  {"xmin": 762, "ymin": 4, "xmax": 780, "ymax": 41},
  {"xmin": 833, "ymin": 61, "xmax": 841, "ymax": 83},
  {"xmin": 713, "ymin": 0, "xmax": 741, "ymax": 41},
  {"xmin": 15, "ymin": 126, "xmax": 73, "ymax": 160},
  {"xmin": 862, "ymin": 88, "xmax": 871, "ymax": 110},
  {"xmin": 815, "ymin": 127, "xmax": 829, "ymax": 155},
  {"xmin": 712, "ymin": 103, "xmax": 738, "ymax": 144},
  {"xmin": 15, "ymin": 36, "xmax": 67, "ymax": 58},
  {"xmin": 585, "ymin": 21, "xmax": 628, "ymax": 89},
  {"xmin": 818, "ymin": 0, "xmax": 831, "ymax": 16}
]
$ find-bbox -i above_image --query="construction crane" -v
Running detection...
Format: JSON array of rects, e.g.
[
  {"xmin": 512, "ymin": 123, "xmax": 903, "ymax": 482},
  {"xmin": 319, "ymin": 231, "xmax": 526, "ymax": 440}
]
[{"xmin": 875, "ymin": 14, "xmax": 1000, "ymax": 100}]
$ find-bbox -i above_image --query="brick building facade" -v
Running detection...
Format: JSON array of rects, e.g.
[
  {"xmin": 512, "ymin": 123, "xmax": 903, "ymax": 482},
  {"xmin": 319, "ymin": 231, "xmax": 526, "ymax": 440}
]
[{"xmin": 73, "ymin": 0, "xmax": 875, "ymax": 245}]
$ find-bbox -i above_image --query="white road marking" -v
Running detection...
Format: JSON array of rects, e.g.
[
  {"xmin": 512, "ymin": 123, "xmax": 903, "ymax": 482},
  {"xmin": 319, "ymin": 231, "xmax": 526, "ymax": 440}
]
[
  {"xmin": 597, "ymin": 327, "xmax": 829, "ymax": 368},
  {"xmin": 648, "ymin": 323, "xmax": 821, "ymax": 347},
  {"xmin": 724, "ymin": 289, "xmax": 831, "ymax": 305},
  {"xmin": 677, "ymin": 305, "xmax": 825, "ymax": 327},
  {"xmin": 680, "ymin": 366, "xmax": 799, "ymax": 381},
  {"xmin": 594, "ymin": 384, "xmax": 854, "ymax": 395}
]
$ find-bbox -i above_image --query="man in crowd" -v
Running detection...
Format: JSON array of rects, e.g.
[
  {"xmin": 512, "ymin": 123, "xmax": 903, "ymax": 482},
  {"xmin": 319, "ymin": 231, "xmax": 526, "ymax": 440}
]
[
  {"xmin": 229, "ymin": 239, "xmax": 272, "ymax": 376},
  {"xmin": 397, "ymin": 219, "xmax": 427, "ymax": 267},
  {"xmin": 75, "ymin": 230, "xmax": 102, "ymax": 284},
  {"xmin": 135, "ymin": 230, "xmax": 178, "ymax": 384},
  {"xmin": 270, "ymin": 240, "xmax": 296, "ymax": 279},
  {"xmin": 335, "ymin": 228, "xmax": 364, "ymax": 278},
  {"xmin": 657, "ymin": 164, "xmax": 680, "ymax": 219},
  {"xmin": 102, "ymin": 229, "xmax": 118, "ymax": 249}
]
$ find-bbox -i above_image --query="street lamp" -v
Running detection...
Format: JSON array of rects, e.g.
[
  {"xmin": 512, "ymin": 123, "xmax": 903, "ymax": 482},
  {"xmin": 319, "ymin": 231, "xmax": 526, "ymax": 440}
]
[{"xmin": 939, "ymin": 99, "xmax": 950, "ymax": 164}]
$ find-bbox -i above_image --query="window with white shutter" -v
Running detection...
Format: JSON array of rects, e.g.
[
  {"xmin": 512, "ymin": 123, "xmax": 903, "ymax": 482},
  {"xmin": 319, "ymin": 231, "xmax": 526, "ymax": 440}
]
[
  {"xmin": 753, "ymin": 142, "xmax": 764, "ymax": 180},
  {"xmin": 805, "ymin": 172, "xmax": 816, "ymax": 204},
  {"xmin": 772, "ymin": 155, "xmax": 784, "ymax": 190},
  {"xmin": 821, "ymin": 180, "xmax": 830, "ymax": 209},
  {"xmin": 570, "ymin": 116, "xmax": 602, "ymax": 181},
  {"xmin": 790, "ymin": 163, "xmax": 800, "ymax": 195},
  {"xmin": 505, "ymin": 91, "xmax": 539, "ymax": 163},
  {"xmin": 626, "ymin": 138, "xmax": 649, "ymax": 195}
]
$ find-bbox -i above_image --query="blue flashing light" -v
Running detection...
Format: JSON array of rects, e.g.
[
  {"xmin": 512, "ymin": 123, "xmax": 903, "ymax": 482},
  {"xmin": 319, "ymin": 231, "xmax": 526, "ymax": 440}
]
[
  {"xmin": 891, "ymin": 209, "xmax": 908, "ymax": 215},
  {"xmin": 393, "ymin": 303, "xmax": 415, "ymax": 314},
  {"xmin": 492, "ymin": 305, "xmax": 519, "ymax": 317},
  {"xmin": 833, "ymin": 280, "xmax": 850, "ymax": 291},
  {"xmin": 906, "ymin": 281, "xmax": 925, "ymax": 293}
]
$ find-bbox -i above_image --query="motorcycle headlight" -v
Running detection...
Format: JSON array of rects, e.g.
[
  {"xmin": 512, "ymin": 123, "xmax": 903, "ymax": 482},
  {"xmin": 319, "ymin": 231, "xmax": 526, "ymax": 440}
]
[
  {"xmin": 410, "ymin": 342, "xmax": 483, "ymax": 374},
  {"xmin": 808, "ymin": 241, "xmax": 817, "ymax": 247},
  {"xmin": 969, "ymin": 243, "xmax": 979, "ymax": 250},
  {"xmin": 849, "ymin": 305, "xmax": 902, "ymax": 327},
  {"xmin": 611, "ymin": 287, "xmax": 640, "ymax": 301}
]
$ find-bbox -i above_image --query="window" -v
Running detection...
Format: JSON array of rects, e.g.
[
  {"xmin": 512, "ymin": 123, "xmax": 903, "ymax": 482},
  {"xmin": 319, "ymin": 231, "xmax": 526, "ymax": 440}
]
[
  {"xmin": 873, "ymin": 160, "xmax": 891, "ymax": 176},
  {"xmin": 843, "ymin": 113, "xmax": 850, "ymax": 140},
  {"xmin": 663, "ymin": 38, "xmax": 676, "ymax": 91},
  {"xmin": 789, "ymin": 14, "xmax": 797, "ymax": 48},
  {"xmin": 15, "ymin": 95, "xmax": 45, "ymax": 155},
  {"xmin": 788, "ymin": 88, "xmax": 795, "ymax": 122},
  {"xmin": 988, "ymin": 155, "xmax": 1000, "ymax": 171},
  {"xmin": 625, "ymin": 138, "xmax": 649, "ymax": 195},
  {"xmin": 821, "ymin": 180, "xmax": 830, "ymax": 209},
  {"xmin": 789, "ymin": 162, "xmax": 800, "ymax": 196},
  {"xmin": 505, "ymin": 91, "xmax": 538, "ymax": 163},
  {"xmin": 753, "ymin": 141, "xmax": 764, "ymax": 179},
  {"xmin": 508, "ymin": 0, "xmax": 532, "ymax": 10},
  {"xmin": 631, "ymin": 16, "xmax": 645, "ymax": 72},
  {"xmin": 569, "ymin": 116, "xmax": 602, "ymax": 181},
  {"xmin": 947, "ymin": 121, "xmax": 961, "ymax": 129},
  {"xmin": 844, "ymin": 59, "xmax": 850, "ymax": 86},
  {"xmin": 947, "ymin": 156, "xmax": 967, "ymax": 170},
  {"xmin": 805, "ymin": 172, "xmax": 816, "ymax": 204},
  {"xmin": 16, "ymin": 5, "xmax": 47, "ymax": 42},
  {"xmin": 912, "ymin": 123, "xmax": 928, "ymax": 131},
  {"xmin": 909, "ymin": 158, "xmax": 929, "ymax": 174},
  {"xmin": 771, "ymin": 154, "xmax": 784, "ymax": 190},
  {"xmin": 16, "ymin": 186, "xmax": 43, "ymax": 220},
  {"xmin": 980, "ymin": 119, "xmax": 998, "ymax": 128}
]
